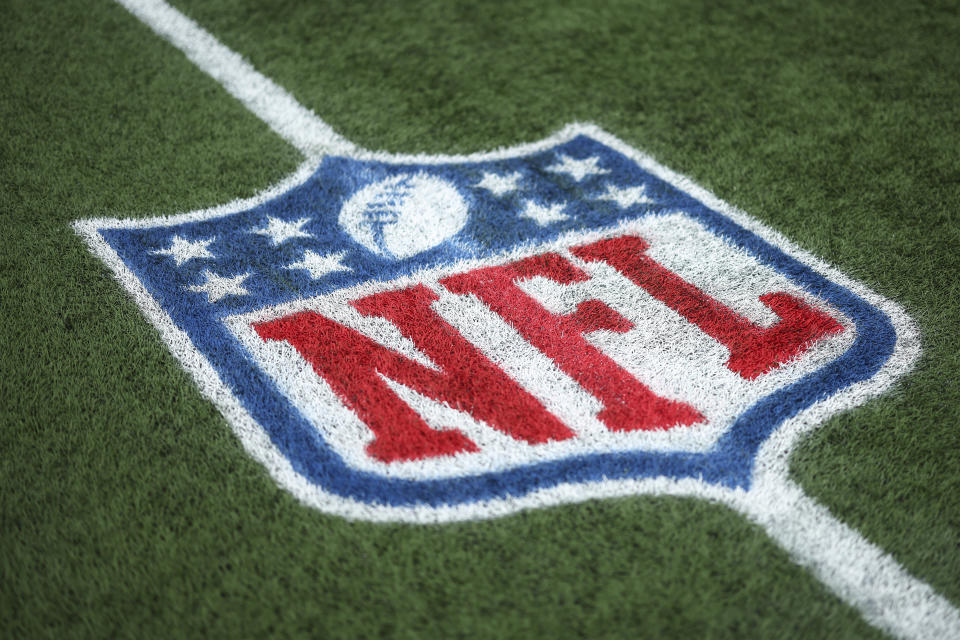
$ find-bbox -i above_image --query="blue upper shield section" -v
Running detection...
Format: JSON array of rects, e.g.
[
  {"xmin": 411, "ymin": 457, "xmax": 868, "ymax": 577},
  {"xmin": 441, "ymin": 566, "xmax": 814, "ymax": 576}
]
[{"xmin": 100, "ymin": 134, "xmax": 896, "ymax": 506}]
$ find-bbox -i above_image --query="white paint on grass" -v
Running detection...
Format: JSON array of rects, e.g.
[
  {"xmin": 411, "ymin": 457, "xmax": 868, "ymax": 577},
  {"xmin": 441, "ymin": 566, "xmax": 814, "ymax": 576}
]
[
  {"xmin": 734, "ymin": 481, "xmax": 959, "ymax": 640},
  {"xmin": 186, "ymin": 269, "xmax": 250, "ymax": 303},
  {"xmin": 113, "ymin": 0, "xmax": 356, "ymax": 160},
  {"xmin": 83, "ymin": 1, "xmax": 960, "ymax": 637},
  {"xmin": 286, "ymin": 250, "xmax": 352, "ymax": 280},
  {"xmin": 250, "ymin": 216, "xmax": 313, "ymax": 246},
  {"xmin": 228, "ymin": 211, "xmax": 854, "ymax": 479},
  {"xmin": 596, "ymin": 183, "xmax": 653, "ymax": 209},
  {"xmin": 518, "ymin": 200, "xmax": 569, "ymax": 226},
  {"xmin": 338, "ymin": 173, "xmax": 469, "ymax": 259},
  {"xmin": 152, "ymin": 234, "xmax": 215, "ymax": 266},
  {"xmin": 547, "ymin": 154, "xmax": 610, "ymax": 181},
  {"xmin": 476, "ymin": 171, "xmax": 523, "ymax": 197}
]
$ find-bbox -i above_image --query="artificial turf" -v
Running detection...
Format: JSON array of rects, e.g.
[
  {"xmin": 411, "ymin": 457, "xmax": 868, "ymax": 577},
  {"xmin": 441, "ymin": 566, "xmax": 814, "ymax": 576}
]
[{"xmin": 2, "ymin": 0, "xmax": 958, "ymax": 637}]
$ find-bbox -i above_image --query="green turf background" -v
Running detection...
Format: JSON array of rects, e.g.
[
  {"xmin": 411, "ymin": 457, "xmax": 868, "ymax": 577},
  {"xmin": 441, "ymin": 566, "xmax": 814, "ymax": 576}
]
[{"xmin": 2, "ymin": 0, "xmax": 958, "ymax": 637}]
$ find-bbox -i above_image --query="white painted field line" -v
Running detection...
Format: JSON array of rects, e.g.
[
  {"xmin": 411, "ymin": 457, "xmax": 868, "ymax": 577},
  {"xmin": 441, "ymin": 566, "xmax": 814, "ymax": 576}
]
[
  {"xmin": 115, "ymin": 0, "xmax": 357, "ymax": 160},
  {"xmin": 106, "ymin": 2, "xmax": 960, "ymax": 638},
  {"xmin": 735, "ymin": 480, "xmax": 960, "ymax": 640}
]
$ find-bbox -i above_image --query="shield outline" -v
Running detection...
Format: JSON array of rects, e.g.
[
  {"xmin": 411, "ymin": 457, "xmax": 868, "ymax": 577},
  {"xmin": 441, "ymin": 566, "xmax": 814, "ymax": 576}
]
[{"xmin": 73, "ymin": 122, "xmax": 920, "ymax": 523}]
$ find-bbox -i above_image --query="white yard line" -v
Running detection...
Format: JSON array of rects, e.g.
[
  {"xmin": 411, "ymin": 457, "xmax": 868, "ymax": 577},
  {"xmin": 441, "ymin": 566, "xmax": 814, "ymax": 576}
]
[
  {"xmin": 735, "ymin": 479, "xmax": 960, "ymax": 640},
  {"xmin": 103, "ymin": 2, "xmax": 960, "ymax": 638},
  {"xmin": 115, "ymin": 0, "xmax": 356, "ymax": 160}
]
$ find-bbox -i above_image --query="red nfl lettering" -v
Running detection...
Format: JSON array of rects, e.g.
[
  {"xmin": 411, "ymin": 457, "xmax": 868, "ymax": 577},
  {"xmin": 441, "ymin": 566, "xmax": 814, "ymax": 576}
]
[
  {"xmin": 253, "ymin": 284, "xmax": 575, "ymax": 462},
  {"xmin": 77, "ymin": 24, "xmax": 944, "ymax": 624},
  {"xmin": 254, "ymin": 232, "xmax": 845, "ymax": 464}
]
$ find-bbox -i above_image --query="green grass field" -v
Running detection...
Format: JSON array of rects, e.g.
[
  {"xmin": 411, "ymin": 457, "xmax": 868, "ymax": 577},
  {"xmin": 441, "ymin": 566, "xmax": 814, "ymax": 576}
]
[{"xmin": 3, "ymin": 0, "xmax": 959, "ymax": 637}]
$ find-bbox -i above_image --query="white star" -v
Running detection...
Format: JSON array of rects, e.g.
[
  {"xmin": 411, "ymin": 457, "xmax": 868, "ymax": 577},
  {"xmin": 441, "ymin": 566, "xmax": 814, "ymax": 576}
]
[
  {"xmin": 286, "ymin": 250, "xmax": 352, "ymax": 280},
  {"xmin": 476, "ymin": 171, "xmax": 523, "ymax": 197},
  {"xmin": 519, "ymin": 200, "xmax": 569, "ymax": 226},
  {"xmin": 251, "ymin": 217, "xmax": 313, "ymax": 245},
  {"xmin": 596, "ymin": 183, "xmax": 653, "ymax": 208},
  {"xmin": 546, "ymin": 154, "xmax": 610, "ymax": 182},
  {"xmin": 187, "ymin": 270, "xmax": 250, "ymax": 303},
  {"xmin": 152, "ymin": 235, "xmax": 215, "ymax": 266}
]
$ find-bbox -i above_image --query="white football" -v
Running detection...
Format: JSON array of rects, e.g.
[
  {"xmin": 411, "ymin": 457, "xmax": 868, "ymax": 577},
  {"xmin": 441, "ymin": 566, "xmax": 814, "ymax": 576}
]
[{"xmin": 338, "ymin": 173, "xmax": 469, "ymax": 260}]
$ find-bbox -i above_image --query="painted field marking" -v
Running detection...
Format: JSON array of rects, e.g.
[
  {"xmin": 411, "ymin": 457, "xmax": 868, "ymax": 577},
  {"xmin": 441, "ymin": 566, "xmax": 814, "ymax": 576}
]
[
  {"xmin": 114, "ymin": 0, "xmax": 354, "ymax": 160},
  {"xmin": 75, "ymin": 1, "xmax": 960, "ymax": 638}
]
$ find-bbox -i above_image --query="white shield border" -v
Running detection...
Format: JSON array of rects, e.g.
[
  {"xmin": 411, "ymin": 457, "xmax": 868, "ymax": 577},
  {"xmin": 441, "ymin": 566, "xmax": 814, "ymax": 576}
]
[
  {"xmin": 79, "ymin": 0, "xmax": 960, "ymax": 634},
  {"xmin": 76, "ymin": 114, "xmax": 960, "ymax": 637},
  {"xmin": 73, "ymin": 122, "xmax": 919, "ymax": 523}
]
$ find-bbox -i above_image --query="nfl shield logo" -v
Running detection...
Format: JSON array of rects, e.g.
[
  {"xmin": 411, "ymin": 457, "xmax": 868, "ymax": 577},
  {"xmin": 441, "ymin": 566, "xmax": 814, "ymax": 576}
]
[{"xmin": 75, "ymin": 124, "xmax": 907, "ymax": 522}]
